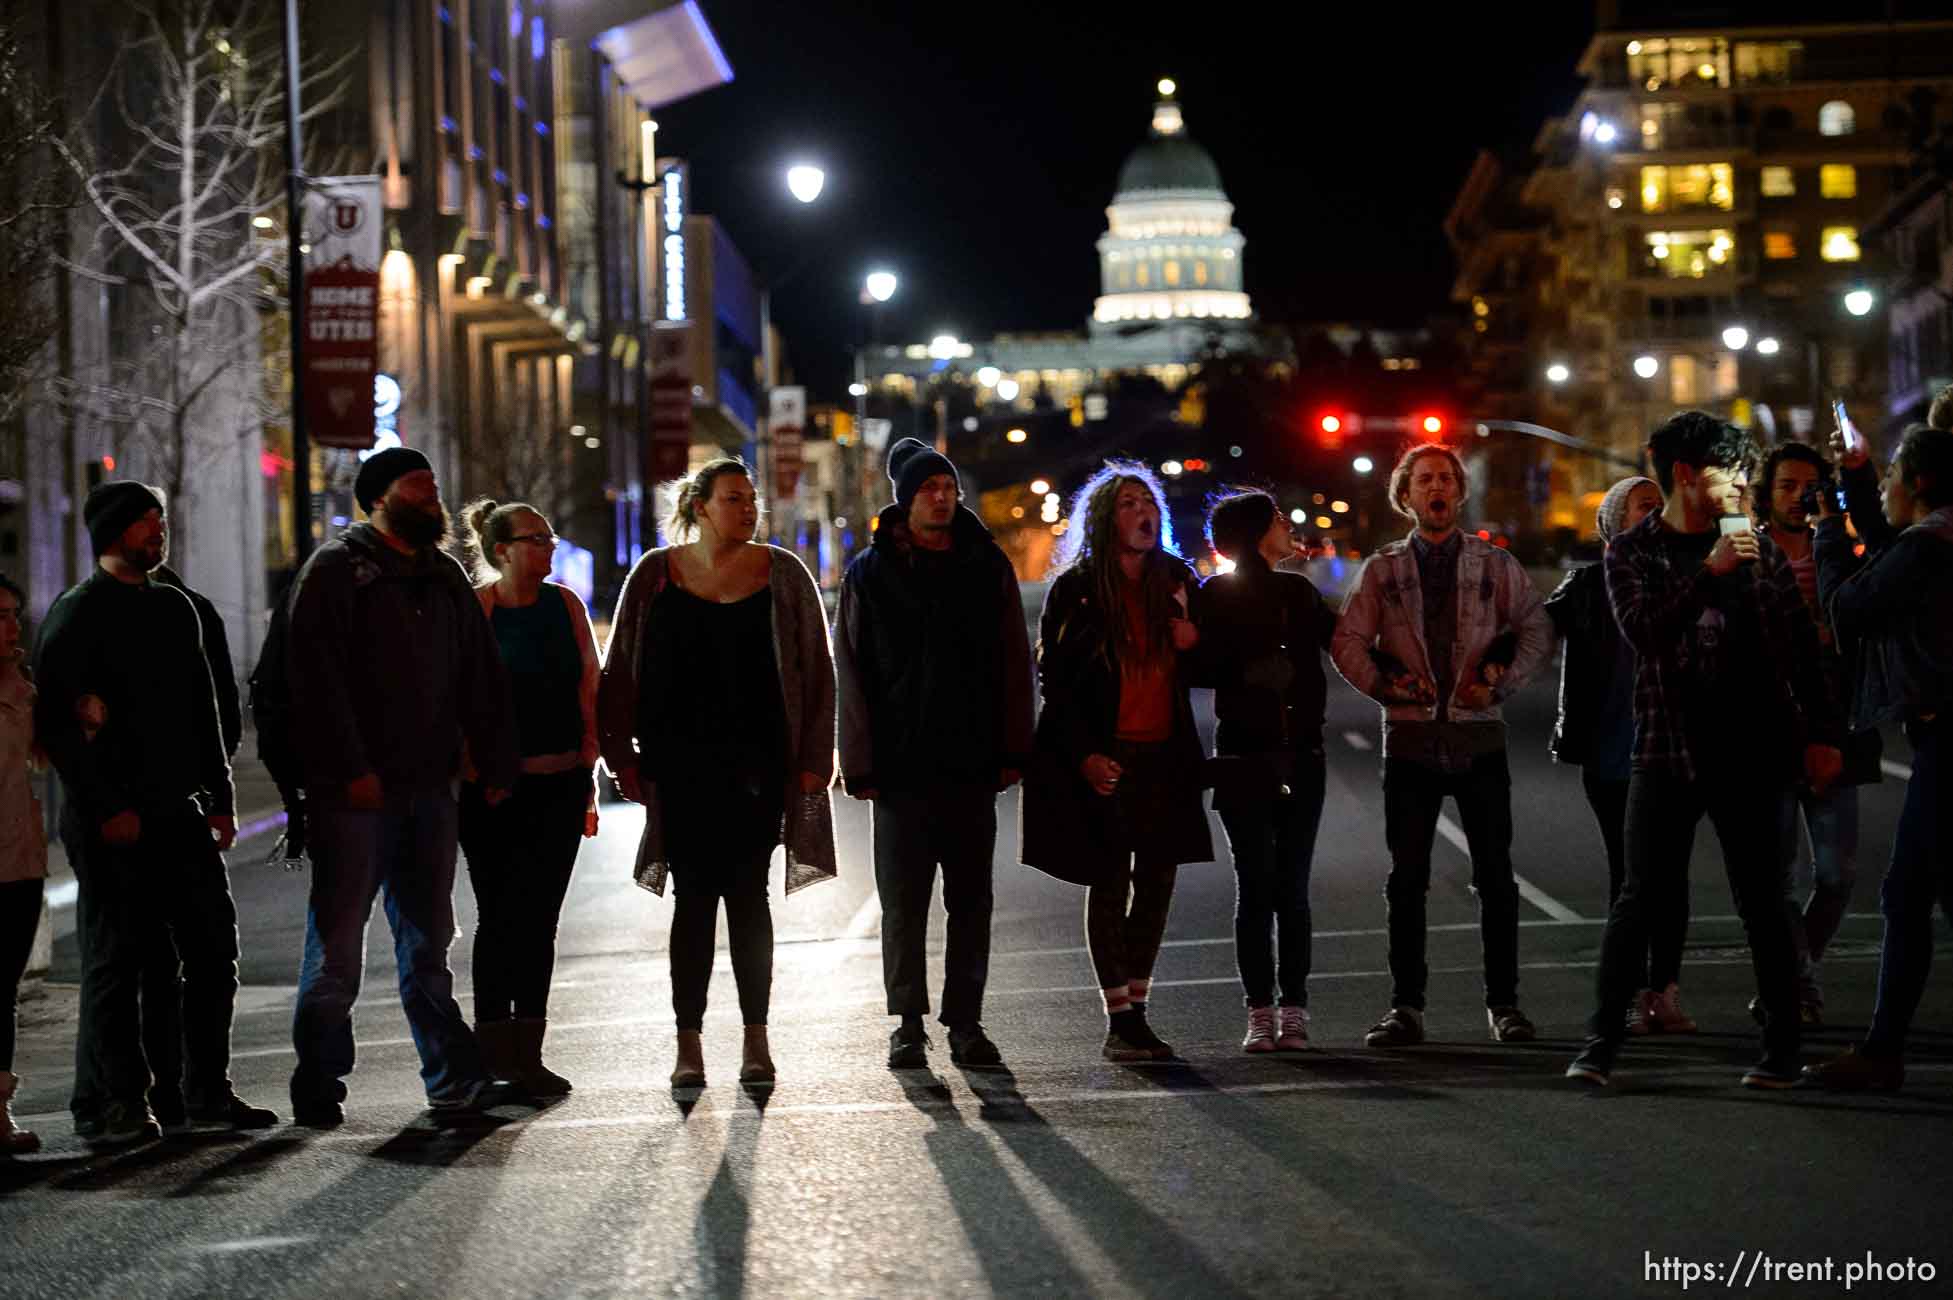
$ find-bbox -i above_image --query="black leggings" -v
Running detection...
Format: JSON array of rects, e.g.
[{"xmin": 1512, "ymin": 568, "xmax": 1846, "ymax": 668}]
[
  {"xmin": 669, "ymin": 855, "xmax": 773, "ymax": 1031},
  {"xmin": 0, "ymin": 878, "xmax": 45, "ymax": 1073},
  {"xmin": 1086, "ymin": 858, "xmax": 1179, "ymax": 994},
  {"xmin": 459, "ymin": 770, "xmax": 588, "ymax": 1022}
]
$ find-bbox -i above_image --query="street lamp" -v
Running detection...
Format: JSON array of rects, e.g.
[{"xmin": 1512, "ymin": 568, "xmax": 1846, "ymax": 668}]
[
  {"xmin": 995, "ymin": 378, "xmax": 1020, "ymax": 402},
  {"xmin": 1633, "ymin": 354, "xmax": 1661, "ymax": 379},
  {"xmin": 786, "ymin": 164, "xmax": 825, "ymax": 205},
  {"xmin": 1721, "ymin": 325, "xmax": 1750, "ymax": 350},
  {"xmin": 1844, "ymin": 287, "xmax": 1875, "ymax": 317},
  {"xmin": 927, "ymin": 333, "xmax": 961, "ymax": 361},
  {"xmin": 864, "ymin": 269, "xmax": 898, "ymax": 303},
  {"xmin": 1545, "ymin": 362, "xmax": 1571, "ymax": 384},
  {"xmin": 976, "ymin": 365, "xmax": 1001, "ymax": 388},
  {"xmin": 1352, "ymin": 456, "xmax": 1374, "ymax": 474},
  {"xmin": 1756, "ymin": 336, "xmax": 1781, "ymax": 356}
]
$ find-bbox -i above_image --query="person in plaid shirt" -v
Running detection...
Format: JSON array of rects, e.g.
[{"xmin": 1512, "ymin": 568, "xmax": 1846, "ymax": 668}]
[{"xmin": 1567, "ymin": 412, "xmax": 1843, "ymax": 1091}]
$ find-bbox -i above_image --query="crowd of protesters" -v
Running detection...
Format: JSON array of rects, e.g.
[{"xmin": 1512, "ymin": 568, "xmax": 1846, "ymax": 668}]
[{"xmin": 1, "ymin": 397, "xmax": 1948, "ymax": 1151}]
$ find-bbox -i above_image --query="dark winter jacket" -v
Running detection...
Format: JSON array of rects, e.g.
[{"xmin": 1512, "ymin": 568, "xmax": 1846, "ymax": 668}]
[
  {"xmin": 286, "ymin": 522, "xmax": 518, "ymax": 797},
  {"xmin": 834, "ymin": 504, "xmax": 1035, "ymax": 794},
  {"xmin": 32, "ymin": 569, "xmax": 234, "ymax": 825},
  {"xmin": 1192, "ymin": 561, "xmax": 1336, "ymax": 757},
  {"xmin": 1019, "ymin": 553, "xmax": 1212, "ymax": 883},
  {"xmin": 1816, "ymin": 461, "xmax": 1953, "ymax": 730},
  {"xmin": 158, "ymin": 565, "xmax": 241, "ymax": 758},
  {"xmin": 1542, "ymin": 562, "xmax": 1632, "ymax": 769}
]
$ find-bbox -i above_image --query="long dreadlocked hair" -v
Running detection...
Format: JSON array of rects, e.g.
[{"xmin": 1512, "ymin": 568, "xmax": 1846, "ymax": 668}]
[{"xmin": 1052, "ymin": 459, "xmax": 1183, "ymax": 669}]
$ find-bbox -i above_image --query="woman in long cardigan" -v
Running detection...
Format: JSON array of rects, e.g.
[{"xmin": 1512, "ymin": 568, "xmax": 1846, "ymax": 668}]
[
  {"xmin": 1021, "ymin": 463, "xmax": 1211, "ymax": 1062},
  {"xmin": 598, "ymin": 459, "xmax": 837, "ymax": 1087}
]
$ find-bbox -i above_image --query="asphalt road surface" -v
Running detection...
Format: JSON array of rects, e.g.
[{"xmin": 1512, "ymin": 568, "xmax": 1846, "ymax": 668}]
[{"xmin": 6, "ymin": 661, "xmax": 1951, "ymax": 1299}]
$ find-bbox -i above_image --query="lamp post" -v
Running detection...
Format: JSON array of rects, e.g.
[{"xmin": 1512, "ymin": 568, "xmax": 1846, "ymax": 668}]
[
  {"xmin": 758, "ymin": 163, "xmax": 824, "ymax": 546},
  {"xmin": 280, "ymin": 0, "xmax": 311, "ymax": 563}
]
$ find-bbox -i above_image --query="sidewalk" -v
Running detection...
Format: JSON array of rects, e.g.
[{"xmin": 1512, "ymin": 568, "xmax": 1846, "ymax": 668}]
[{"xmin": 25, "ymin": 736, "xmax": 289, "ymax": 979}]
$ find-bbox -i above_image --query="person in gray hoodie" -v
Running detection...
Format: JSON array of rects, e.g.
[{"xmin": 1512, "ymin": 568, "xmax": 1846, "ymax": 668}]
[{"xmin": 285, "ymin": 448, "xmax": 520, "ymax": 1127}]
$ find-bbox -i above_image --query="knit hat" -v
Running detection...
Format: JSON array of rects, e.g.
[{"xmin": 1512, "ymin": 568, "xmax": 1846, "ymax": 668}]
[
  {"xmin": 1597, "ymin": 475, "xmax": 1659, "ymax": 544},
  {"xmin": 886, "ymin": 437, "xmax": 959, "ymax": 510},
  {"xmin": 354, "ymin": 446, "xmax": 433, "ymax": 513},
  {"xmin": 83, "ymin": 480, "xmax": 165, "ymax": 556}
]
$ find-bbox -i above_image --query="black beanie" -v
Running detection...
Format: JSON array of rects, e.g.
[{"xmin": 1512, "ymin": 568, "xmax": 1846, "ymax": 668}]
[
  {"xmin": 886, "ymin": 437, "xmax": 959, "ymax": 510},
  {"xmin": 83, "ymin": 480, "xmax": 164, "ymax": 556},
  {"xmin": 354, "ymin": 446, "xmax": 433, "ymax": 512}
]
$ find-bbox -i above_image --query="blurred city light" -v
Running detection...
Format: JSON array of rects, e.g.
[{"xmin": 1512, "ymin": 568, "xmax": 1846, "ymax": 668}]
[
  {"xmin": 864, "ymin": 270, "xmax": 898, "ymax": 302},
  {"xmin": 1030, "ymin": 478, "xmax": 1050, "ymax": 495},
  {"xmin": 927, "ymin": 334, "xmax": 961, "ymax": 360},
  {"xmin": 1545, "ymin": 363, "xmax": 1570, "ymax": 384},
  {"xmin": 1721, "ymin": 325, "xmax": 1749, "ymax": 350},
  {"xmin": 996, "ymin": 378, "xmax": 1020, "ymax": 401},
  {"xmin": 1352, "ymin": 456, "xmax": 1374, "ymax": 474},
  {"xmin": 1005, "ymin": 428, "xmax": 1027, "ymax": 443},
  {"xmin": 1633, "ymin": 354, "xmax": 1660, "ymax": 379},
  {"xmin": 1844, "ymin": 288, "xmax": 1875, "ymax": 317},
  {"xmin": 786, "ymin": 164, "xmax": 825, "ymax": 204},
  {"xmin": 1756, "ymin": 337, "xmax": 1781, "ymax": 355},
  {"xmin": 848, "ymin": 382, "xmax": 867, "ymax": 397},
  {"xmin": 976, "ymin": 366, "xmax": 1001, "ymax": 387}
]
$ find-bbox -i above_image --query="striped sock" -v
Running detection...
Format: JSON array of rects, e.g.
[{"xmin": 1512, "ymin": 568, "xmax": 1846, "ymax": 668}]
[
  {"xmin": 1101, "ymin": 986, "xmax": 1132, "ymax": 1017},
  {"xmin": 1128, "ymin": 978, "xmax": 1151, "ymax": 1011}
]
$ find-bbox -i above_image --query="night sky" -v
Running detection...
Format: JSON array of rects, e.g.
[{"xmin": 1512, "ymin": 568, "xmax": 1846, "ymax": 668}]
[{"xmin": 655, "ymin": 2, "xmax": 1597, "ymax": 400}]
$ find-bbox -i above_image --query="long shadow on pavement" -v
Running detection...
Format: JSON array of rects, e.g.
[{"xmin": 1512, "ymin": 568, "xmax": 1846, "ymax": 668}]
[
  {"xmin": 956, "ymin": 1067, "xmax": 1255, "ymax": 1300},
  {"xmin": 906, "ymin": 1067, "xmax": 1095, "ymax": 1297},
  {"xmin": 691, "ymin": 1086, "xmax": 768, "ymax": 1300}
]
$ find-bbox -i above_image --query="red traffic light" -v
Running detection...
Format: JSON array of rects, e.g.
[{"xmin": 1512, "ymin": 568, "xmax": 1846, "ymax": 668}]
[
  {"xmin": 1319, "ymin": 414, "xmax": 1342, "ymax": 435},
  {"xmin": 1419, "ymin": 414, "xmax": 1445, "ymax": 436}
]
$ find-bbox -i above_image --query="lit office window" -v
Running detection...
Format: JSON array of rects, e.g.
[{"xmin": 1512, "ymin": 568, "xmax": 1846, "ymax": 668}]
[
  {"xmin": 1639, "ymin": 164, "xmax": 1734, "ymax": 213},
  {"xmin": 1819, "ymin": 164, "xmax": 1857, "ymax": 199},
  {"xmin": 1644, "ymin": 229, "xmax": 1736, "ymax": 278},
  {"xmin": 1820, "ymin": 226, "xmax": 1861, "ymax": 261},
  {"xmin": 1734, "ymin": 41, "xmax": 1802, "ymax": 85},
  {"xmin": 1760, "ymin": 166, "xmax": 1795, "ymax": 197},
  {"xmin": 1164, "ymin": 260, "xmax": 1181, "ymax": 285},
  {"xmin": 1763, "ymin": 229, "xmax": 1797, "ymax": 260},
  {"xmin": 1818, "ymin": 101, "xmax": 1855, "ymax": 137}
]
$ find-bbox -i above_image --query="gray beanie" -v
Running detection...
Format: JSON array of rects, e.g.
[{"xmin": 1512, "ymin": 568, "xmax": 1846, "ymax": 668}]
[
  {"xmin": 1597, "ymin": 476, "xmax": 1659, "ymax": 543},
  {"xmin": 886, "ymin": 437, "xmax": 959, "ymax": 510}
]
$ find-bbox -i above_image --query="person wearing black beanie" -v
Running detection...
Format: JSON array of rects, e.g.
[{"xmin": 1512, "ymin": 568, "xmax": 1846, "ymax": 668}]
[
  {"xmin": 354, "ymin": 446, "xmax": 433, "ymax": 513},
  {"xmin": 834, "ymin": 435, "xmax": 1034, "ymax": 1070},
  {"xmin": 32, "ymin": 482, "xmax": 276, "ymax": 1143}
]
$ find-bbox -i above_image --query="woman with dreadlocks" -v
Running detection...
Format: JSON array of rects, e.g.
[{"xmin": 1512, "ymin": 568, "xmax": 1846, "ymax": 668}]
[{"xmin": 1021, "ymin": 461, "xmax": 1212, "ymax": 1061}]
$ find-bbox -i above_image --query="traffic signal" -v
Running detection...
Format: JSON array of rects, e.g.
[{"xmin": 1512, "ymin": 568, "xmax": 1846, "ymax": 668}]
[
  {"xmin": 1318, "ymin": 414, "xmax": 1341, "ymax": 435},
  {"xmin": 1316, "ymin": 413, "xmax": 1345, "ymax": 450},
  {"xmin": 1418, "ymin": 414, "xmax": 1445, "ymax": 436}
]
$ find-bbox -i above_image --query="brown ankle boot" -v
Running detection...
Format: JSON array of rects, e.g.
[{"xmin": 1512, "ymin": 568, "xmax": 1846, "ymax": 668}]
[
  {"xmin": 671, "ymin": 1030, "xmax": 705, "ymax": 1087},
  {"xmin": 513, "ymin": 1019, "xmax": 572, "ymax": 1096},
  {"xmin": 1, "ymin": 1071, "xmax": 41, "ymax": 1155},
  {"xmin": 739, "ymin": 1026, "xmax": 775, "ymax": 1084}
]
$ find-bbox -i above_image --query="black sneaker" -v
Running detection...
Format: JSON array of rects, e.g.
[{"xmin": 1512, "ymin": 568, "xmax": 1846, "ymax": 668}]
[
  {"xmin": 291, "ymin": 1097, "xmax": 345, "ymax": 1130},
  {"xmin": 1364, "ymin": 1006, "xmax": 1425, "ymax": 1048},
  {"xmin": 1564, "ymin": 1038, "xmax": 1616, "ymax": 1086},
  {"xmin": 152, "ymin": 1091, "xmax": 191, "ymax": 1137},
  {"xmin": 888, "ymin": 1023, "xmax": 930, "ymax": 1070},
  {"xmin": 1740, "ymin": 1057, "xmax": 1806, "ymax": 1090},
  {"xmin": 186, "ymin": 1092, "xmax": 280, "ymax": 1131},
  {"xmin": 1102, "ymin": 1009, "xmax": 1174, "ymax": 1062},
  {"xmin": 947, "ymin": 1023, "xmax": 1003, "ymax": 1068},
  {"xmin": 87, "ymin": 1100, "xmax": 161, "ymax": 1148}
]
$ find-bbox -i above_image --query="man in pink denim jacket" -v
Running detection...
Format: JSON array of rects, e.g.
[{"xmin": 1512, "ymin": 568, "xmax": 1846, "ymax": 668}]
[{"xmin": 1332, "ymin": 444, "xmax": 1553, "ymax": 1048}]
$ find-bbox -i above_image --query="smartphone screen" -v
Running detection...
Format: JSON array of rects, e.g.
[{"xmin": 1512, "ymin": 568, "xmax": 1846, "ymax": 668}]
[{"xmin": 1835, "ymin": 398, "xmax": 1863, "ymax": 453}]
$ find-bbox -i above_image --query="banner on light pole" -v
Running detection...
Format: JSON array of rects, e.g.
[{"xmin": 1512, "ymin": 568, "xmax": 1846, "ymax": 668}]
[
  {"xmin": 769, "ymin": 385, "xmax": 806, "ymax": 500},
  {"xmin": 301, "ymin": 177, "xmax": 383, "ymax": 450}
]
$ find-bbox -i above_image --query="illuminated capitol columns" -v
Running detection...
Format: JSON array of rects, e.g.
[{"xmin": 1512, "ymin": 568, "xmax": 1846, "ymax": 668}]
[{"xmin": 1092, "ymin": 78, "xmax": 1252, "ymax": 327}]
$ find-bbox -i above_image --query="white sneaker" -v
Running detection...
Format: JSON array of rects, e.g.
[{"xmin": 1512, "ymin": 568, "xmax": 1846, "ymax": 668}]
[
  {"xmin": 1241, "ymin": 1006, "xmax": 1277, "ymax": 1053},
  {"xmin": 1275, "ymin": 1006, "xmax": 1311, "ymax": 1051}
]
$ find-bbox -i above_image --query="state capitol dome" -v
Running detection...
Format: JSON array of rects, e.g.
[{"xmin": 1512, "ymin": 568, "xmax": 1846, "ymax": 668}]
[{"xmin": 1094, "ymin": 80, "xmax": 1252, "ymax": 329}]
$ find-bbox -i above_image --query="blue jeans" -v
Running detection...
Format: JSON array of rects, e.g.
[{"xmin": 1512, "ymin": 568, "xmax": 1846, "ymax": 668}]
[
  {"xmin": 291, "ymin": 788, "xmax": 487, "ymax": 1106},
  {"xmin": 1865, "ymin": 722, "xmax": 1951, "ymax": 1056},
  {"xmin": 1775, "ymin": 782, "xmax": 1860, "ymax": 997}
]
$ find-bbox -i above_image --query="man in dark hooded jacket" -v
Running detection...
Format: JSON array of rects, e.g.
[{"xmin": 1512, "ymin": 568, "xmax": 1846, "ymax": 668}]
[
  {"xmin": 285, "ymin": 448, "xmax": 520, "ymax": 1126},
  {"xmin": 835, "ymin": 438, "xmax": 1034, "ymax": 1071}
]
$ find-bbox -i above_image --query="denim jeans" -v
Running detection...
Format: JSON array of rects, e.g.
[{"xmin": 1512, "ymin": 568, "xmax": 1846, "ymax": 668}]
[
  {"xmin": 1591, "ymin": 768, "xmax": 1800, "ymax": 1059},
  {"xmin": 873, "ymin": 785, "xmax": 996, "ymax": 1025},
  {"xmin": 1381, "ymin": 750, "xmax": 1521, "ymax": 1010},
  {"xmin": 1775, "ymin": 782, "xmax": 1860, "ymax": 995},
  {"xmin": 1865, "ymin": 720, "xmax": 1951, "ymax": 1056},
  {"xmin": 65, "ymin": 799, "xmax": 238, "ymax": 1110},
  {"xmin": 1217, "ymin": 753, "xmax": 1325, "ymax": 1008},
  {"xmin": 291, "ymin": 787, "xmax": 487, "ymax": 1107}
]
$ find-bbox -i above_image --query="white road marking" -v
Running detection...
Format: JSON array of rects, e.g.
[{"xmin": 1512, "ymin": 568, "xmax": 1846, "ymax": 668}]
[
  {"xmin": 1432, "ymin": 813, "xmax": 1584, "ymax": 923},
  {"xmin": 183, "ymin": 1237, "xmax": 315, "ymax": 1255},
  {"xmin": 1341, "ymin": 730, "xmax": 1374, "ymax": 751},
  {"xmin": 1880, "ymin": 758, "xmax": 1913, "ymax": 781}
]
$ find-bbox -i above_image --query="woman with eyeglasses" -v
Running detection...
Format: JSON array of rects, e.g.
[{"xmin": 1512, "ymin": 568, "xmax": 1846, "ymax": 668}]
[{"xmin": 455, "ymin": 499, "xmax": 601, "ymax": 1096}]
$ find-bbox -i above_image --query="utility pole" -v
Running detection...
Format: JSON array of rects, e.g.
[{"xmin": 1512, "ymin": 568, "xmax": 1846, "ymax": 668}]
[{"xmin": 281, "ymin": 0, "xmax": 311, "ymax": 563}]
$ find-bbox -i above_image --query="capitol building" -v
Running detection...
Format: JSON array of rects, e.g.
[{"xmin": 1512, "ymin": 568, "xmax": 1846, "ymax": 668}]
[{"xmin": 867, "ymin": 79, "xmax": 1272, "ymax": 413}]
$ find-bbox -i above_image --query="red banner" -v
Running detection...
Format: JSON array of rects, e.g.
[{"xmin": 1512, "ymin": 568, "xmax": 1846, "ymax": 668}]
[
  {"xmin": 303, "ymin": 261, "xmax": 380, "ymax": 450},
  {"xmin": 647, "ymin": 322, "xmax": 692, "ymax": 482}
]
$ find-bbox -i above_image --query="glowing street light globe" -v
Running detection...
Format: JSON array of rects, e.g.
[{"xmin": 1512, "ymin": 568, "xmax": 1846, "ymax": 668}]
[
  {"xmin": 976, "ymin": 366, "xmax": 1002, "ymax": 387},
  {"xmin": 785, "ymin": 165, "xmax": 825, "ymax": 205},
  {"xmin": 1633, "ymin": 354, "xmax": 1660, "ymax": 379},
  {"xmin": 1721, "ymin": 325, "xmax": 1750, "ymax": 350},
  {"xmin": 1545, "ymin": 363, "xmax": 1571, "ymax": 384},
  {"xmin": 864, "ymin": 270, "xmax": 898, "ymax": 303},
  {"xmin": 1352, "ymin": 456, "xmax": 1375, "ymax": 475},
  {"xmin": 1157, "ymin": 78, "xmax": 1176, "ymax": 97},
  {"xmin": 848, "ymin": 382, "xmax": 867, "ymax": 397},
  {"xmin": 995, "ymin": 378, "xmax": 1021, "ymax": 401},
  {"xmin": 927, "ymin": 334, "xmax": 961, "ymax": 361},
  {"xmin": 1756, "ymin": 337, "xmax": 1781, "ymax": 356},
  {"xmin": 1844, "ymin": 288, "xmax": 1875, "ymax": 317}
]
